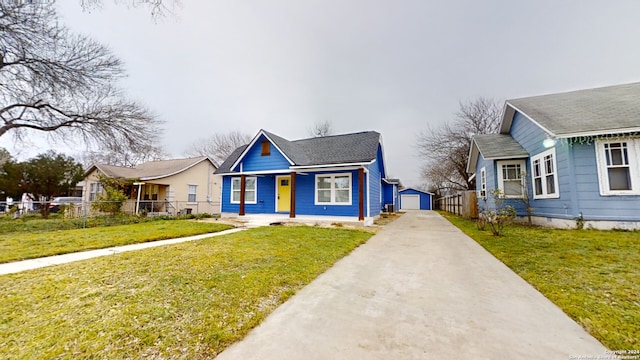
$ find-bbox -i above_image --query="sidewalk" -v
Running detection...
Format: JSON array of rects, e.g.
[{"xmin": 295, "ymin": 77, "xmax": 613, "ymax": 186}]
[
  {"xmin": 0, "ymin": 228, "xmax": 245, "ymax": 275},
  {"xmin": 215, "ymin": 211, "xmax": 608, "ymax": 359}
]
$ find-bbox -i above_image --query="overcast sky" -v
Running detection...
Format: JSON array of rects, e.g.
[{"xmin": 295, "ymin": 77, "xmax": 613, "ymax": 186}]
[{"xmin": 3, "ymin": 0, "xmax": 640, "ymax": 187}]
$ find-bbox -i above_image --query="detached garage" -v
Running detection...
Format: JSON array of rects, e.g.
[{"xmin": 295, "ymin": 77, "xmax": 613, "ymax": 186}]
[{"xmin": 399, "ymin": 188, "xmax": 433, "ymax": 210}]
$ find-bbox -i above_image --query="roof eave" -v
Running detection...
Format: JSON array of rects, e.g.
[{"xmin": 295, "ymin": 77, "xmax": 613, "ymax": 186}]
[
  {"xmin": 553, "ymin": 127, "xmax": 640, "ymax": 139},
  {"xmin": 399, "ymin": 187, "xmax": 435, "ymax": 195},
  {"xmin": 139, "ymin": 157, "xmax": 215, "ymax": 180},
  {"xmin": 289, "ymin": 160, "xmax": 374, "ymax": 170},
  {"xmin": 377, "ymin": 134, "xmax": 388, "ymax": 178},
  {"xmin": 484, "ymin": 154, "xmax": 529, "ymax": 160},
  {"xmin": 502, "ymin": 102, "xmax": 556, "ymax": 137},
  {"xmin": 466, "ymin": 139, "xmax": 481, "ymax": 174}
]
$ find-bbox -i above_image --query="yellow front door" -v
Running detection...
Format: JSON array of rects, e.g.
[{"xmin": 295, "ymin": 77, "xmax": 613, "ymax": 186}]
[{"xmin": 277, "ymin": 176, "xmax": 291, "ymax": 212}]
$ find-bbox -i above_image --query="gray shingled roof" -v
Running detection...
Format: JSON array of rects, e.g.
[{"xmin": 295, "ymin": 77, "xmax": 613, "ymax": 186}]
[
  {"xmin": 466, "ymin": 134, "xmax": 528, "ymax": 174},
  {"xmin": 215, "ymin": 131, "xmax": 381, "ymax": 174},
  {"xmin": 473, "ymin": 134, "xmax": 528, "ymax": 159},
  {"xmin": 216, "ymin": 145, "xmax": 247, "ymax": 174},
  {"xmin": 92, "ymin": 157, "xmax": 212, "ymax": 180},
  {"xmin": 505, "ymin": 82, "xmax": 640, "ymax": 137}
]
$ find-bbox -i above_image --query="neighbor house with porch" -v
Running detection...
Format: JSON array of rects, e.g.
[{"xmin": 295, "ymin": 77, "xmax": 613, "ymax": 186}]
[
  {"xmin": 467, "ymin": 82, "xmax": 640, "ymax": 229},
  {"xmin": 214, "ymin": 130, "xmax": 393, "ymax": 225},
  {"xmin": 83, "ymin": 156, "xmax": 219, "ymax": 215}
]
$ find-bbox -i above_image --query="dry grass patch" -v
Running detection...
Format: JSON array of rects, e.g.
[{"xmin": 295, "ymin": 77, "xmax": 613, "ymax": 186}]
[{"xmin": 0, "ymin": 226, "xmax": 372, "ymax": 359}]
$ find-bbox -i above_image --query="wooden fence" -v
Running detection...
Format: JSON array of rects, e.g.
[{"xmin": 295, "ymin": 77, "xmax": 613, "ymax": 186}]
[{"xmin": 435, "ymin": 191, "xmax": 478, "ymax": 218}]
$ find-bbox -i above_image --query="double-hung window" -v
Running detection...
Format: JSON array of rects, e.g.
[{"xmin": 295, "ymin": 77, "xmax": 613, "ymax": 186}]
[
  {"xmin": 479, "ymin": 167, "xmax": 487, "ymax": 198},
  {"xmin": 496, "ymin": 160, "xmax": 525, "ymax": 198},
  {"xmin": 231, "ymin": 177, "xmax": 257, "ymax": 204},
  {"xmin": 531, "ymin": 148, "xmax": 559, "ymax": 199},
  {"xmin": 595, "ymin": 139, "xmax": 640, "ymax": 195},
  {"xmin": 315, "ymin": 173, "xmax": 352, "ymax": 205},
  {"xmin": 89, "ymin": 183, "xmax": 103, "ymax": 201},
  {"xmin": 188, "ymin": 185, "xmax": 197, "ymax": 203}
]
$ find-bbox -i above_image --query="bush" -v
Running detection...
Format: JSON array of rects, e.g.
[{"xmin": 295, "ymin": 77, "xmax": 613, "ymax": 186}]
[
  {"xmin": 478, "ymin": 206, "xmax": 516, "ymax": 236},
  {"xmin": 90, "ymin": 175, "xmax": 129, "ymax": 216},
  {"xmin": 476, "ymin": 188, "xmax": 517, "ymax": 236}
]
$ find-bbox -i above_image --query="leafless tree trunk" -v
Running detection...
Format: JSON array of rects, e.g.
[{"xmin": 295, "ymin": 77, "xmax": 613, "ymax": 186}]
[
  {"xmin": 417, "ymin": 98, "xmax": 502, "ymax": 192},
  {"xmin": 0, "ymin": 2, "xmax": 161, "ymax": 152},
  {"xmin": 184, "ymin": 131, "xmax": 251, "ymax": 167}
]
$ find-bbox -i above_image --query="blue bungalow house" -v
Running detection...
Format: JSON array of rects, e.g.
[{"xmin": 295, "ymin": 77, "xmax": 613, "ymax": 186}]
[
  {"xmin": 467, "ymin": 82, "xmax": 640, "ymax": 229},
  {"xmin": 215, "ymin": 130, "xmax": 392, "ymax": 225}
]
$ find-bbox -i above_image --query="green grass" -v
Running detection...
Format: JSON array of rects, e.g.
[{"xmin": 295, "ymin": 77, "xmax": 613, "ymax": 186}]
[
  {"xmin": 0, "ymin": 226, "xmax": 372, "ymax": 359},
  {"xmin": 0, "ymin": 214, "xmax": 148, "ymax": 234},
  {"xmin": 0, "ymin": 221, "xmax": 233, "ymax": 263},
  {"xmin": 441, "ymin": 212, "xmax": 639, "ymax": 350},
  {"xmin": 0, "ymin": 213, "xmax": 219, "ymax": 234}
]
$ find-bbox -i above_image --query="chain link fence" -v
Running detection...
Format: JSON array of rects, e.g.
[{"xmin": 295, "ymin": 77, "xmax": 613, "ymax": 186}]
[{"xmin": 0, "ymin": 200, "xmax": 221, "ymax": 219}]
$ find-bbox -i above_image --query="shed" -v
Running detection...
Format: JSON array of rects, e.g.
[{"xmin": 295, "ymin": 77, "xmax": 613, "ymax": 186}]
[{"xmin": 399, "ymin": 188, "xmax": 433, "ymax": 210}]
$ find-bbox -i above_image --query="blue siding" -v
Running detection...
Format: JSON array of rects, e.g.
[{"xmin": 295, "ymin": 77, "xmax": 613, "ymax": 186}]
[
  {"xmin": 221, "ymin": 175, "xmax": 277, "ymax": 214},
  {"xmin": 500, "ymin": 112, "xmax": 640, "ymax": 222},
  {"xmin": 376, "ymin": 145, "xmax": 387, "ymax": 179},
  {"xmin": 509, "ymin": 113, "xmax": 574, "ymax": 218},
  {"xmin": 476, "ymin": 155, "xmax": 496, "ymax": 212},
  {"xmin": 367, "ymin": 156, "xmax": 382, "ymax": 217},
  {"xmin": 294, "ymin": 170, "xmax": 362, "ymax": 216},
  {"xmin": 221, "ymin": 170, "xmax": 371, "ymax": 217},
  {"xmin": 473, "ymin": 107, "xmax": 640, "ymax": 224},
  {"xmin": 236, "ymin": 134, "xmax": 291, "ymax": 172},
  {"xmin": 570, "ymin": 143, "xmax": 640, "ymax": 221},
  {"xmin": 382, "ymin": 182, "xmax": 398, "ymax": 209}
]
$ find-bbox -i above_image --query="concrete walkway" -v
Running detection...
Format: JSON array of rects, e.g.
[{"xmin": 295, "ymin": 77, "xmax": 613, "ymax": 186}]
[
  {"xmin": 215, "ymin": 211, "xmax": 608, "ymax": 360},
  {"xmin": 0, "ymin": 228, "xmax": 245, "ymax": 275}
]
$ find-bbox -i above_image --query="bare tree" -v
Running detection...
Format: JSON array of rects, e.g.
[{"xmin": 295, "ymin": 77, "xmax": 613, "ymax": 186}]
[
  {"xmin": 417, "ymin": 98, "xmax": 502, "ymax": 192},
  {"xmin": 0, "ymin": 2, "xmax": 161, "ymax": 152},
  {"xmin": 76, "ymin": 143, "xmax": 168, "ymax": 168},
  {"xmin": 309, "ymin": 120, "xmax": 334, "ymax": 137},
  {"xmin": 80, "ymin": 0, "xmax": 180, "ymax": 18},
  {"xmin": 184, "ymin": 131, "xmax": 251, "ymax": 166}
]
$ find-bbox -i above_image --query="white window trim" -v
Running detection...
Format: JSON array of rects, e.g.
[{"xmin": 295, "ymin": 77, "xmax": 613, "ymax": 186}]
[
  {"xmin": 230, "ymin": 177, "xmax": 258, "ymax": 204},
  {"xmin": 496, "ymin": 160, "xmax": 526, "ymax": 198},
  {"xmin": 314, "ymin": 173, "xmax": 353, "ymax": 205},
  {"xmin": 89, "ymin": 182, "xmax": 103, "ymax": 201},
  {"xmin": 479, "ymin": 167, "xmax": 487, "ymax": 199},
  {"xmin": 594, "ymin": 139, "xmax": 640, "ymax": 196},
  {"xmin": 530, "ymin": 148, "xmax": 560, "ymax": 199},
  {"xmin": 187, "ymin": 184, "xmax": 197, "ymax": 204}
]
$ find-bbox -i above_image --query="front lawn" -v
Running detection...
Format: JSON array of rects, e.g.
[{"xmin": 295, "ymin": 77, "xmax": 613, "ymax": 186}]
[
  {"xmin": 0, "ymin": 226, "xmax": 372, "ymax": 359},
  {"xmin": 0, "ymin": 221, "xmax": 233, "ymax": 263},
  {"xmin": 442, "ymin": 213, "xmax": 639, "ymax": 350}
]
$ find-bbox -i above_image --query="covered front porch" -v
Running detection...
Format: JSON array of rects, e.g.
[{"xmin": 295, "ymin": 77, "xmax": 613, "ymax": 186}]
[{"xmin": 230, "ymin": 168, "xmax": 368, "ymax": 222}]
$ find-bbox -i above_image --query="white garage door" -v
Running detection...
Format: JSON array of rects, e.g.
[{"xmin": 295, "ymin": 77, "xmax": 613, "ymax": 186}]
[{"xmin": 401, "ymin": 194, "xmax": 421, "ymax": 210}]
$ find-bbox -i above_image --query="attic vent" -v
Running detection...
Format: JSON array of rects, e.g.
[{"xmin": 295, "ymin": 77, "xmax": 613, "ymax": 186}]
[{"xmin": 261, "ymin": 141, "xmax": 271, "ymax": 156}]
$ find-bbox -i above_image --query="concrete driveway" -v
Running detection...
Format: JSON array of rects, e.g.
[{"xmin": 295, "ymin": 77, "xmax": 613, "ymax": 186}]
[{"xmin": 216, "ymin": 211, "xmax": 608, "ymax": 359}]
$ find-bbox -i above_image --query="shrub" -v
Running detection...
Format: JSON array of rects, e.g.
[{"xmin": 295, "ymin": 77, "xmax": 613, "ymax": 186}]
[
  {"xmin": 478, "ymin": 206, "xmax": 516, "ymax": 236},
  {"xmin": 477, "ymin": 188, "xmax": 517, "ymax": 236},
  {"xmin": 90, "ymin": 175, "xmax": 129, "ymax": 216}
]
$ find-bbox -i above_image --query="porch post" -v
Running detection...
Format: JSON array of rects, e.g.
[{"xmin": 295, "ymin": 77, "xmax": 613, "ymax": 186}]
[
  {"xmin": 239, "ymin": 174, "xmax": 246, "ymax": 216},
  {"xmin": 358, "ymin": 168, "xmax": 364, "ymax": 221},
  {"xmin": 290, "ymin": 171, "xmax": 296, "ymax": 218}
]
